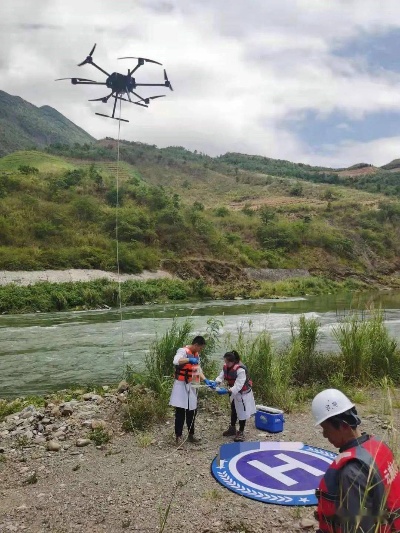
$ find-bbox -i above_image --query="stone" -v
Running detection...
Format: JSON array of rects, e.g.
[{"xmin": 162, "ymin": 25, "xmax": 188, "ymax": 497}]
[
  {"xmin": 300, "ymin": 518, "xmax": 315, "ymax": 529},
  {"xmin": 33, "ymin": 437, "xmax": 46, "ymax": 445},
  {"xmin": 117, "ymin": 380, "xmax": 130, "ymax": 393},
  {"xmin": 76, "ymin": 438, "xmax": 91, "ymax": 447},
  {"xmin": 91, "ymin": 395, "xmax": 103, "ymax": 404},
  {"xmin": 60, "ymin": 404, "xmax": 73, "ymax": 416},
  {"xmin": 82, "ymin": 393, "xmax": 93, "ymax": 401},
  {"xmin": 91, "ymin": 419, "xmax": 107, "ymax": 430},
  {"xmin": 46, "ymin": 440, "xmax": 61, "ymax": 452}
]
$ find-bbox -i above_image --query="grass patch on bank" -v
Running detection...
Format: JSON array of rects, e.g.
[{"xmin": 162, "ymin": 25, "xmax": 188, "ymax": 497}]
[{"xmin": 0, "ymin": 276, "xmax": 373, "ymax": 314}]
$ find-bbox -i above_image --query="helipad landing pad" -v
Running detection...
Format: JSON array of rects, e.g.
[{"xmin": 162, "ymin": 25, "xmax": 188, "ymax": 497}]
[{"xmin": 211, "ymin": 441, "xmax": 336, "ymax": 506}]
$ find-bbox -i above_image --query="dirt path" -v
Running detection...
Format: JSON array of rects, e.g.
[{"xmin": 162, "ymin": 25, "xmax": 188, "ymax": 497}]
[
  {"xmin": 0, "ymin": 269, "xmax": 175, "ymax": 287},
  {"xmin": 0, "ymin": 389, "xmax": 397, "ymax": 533}
]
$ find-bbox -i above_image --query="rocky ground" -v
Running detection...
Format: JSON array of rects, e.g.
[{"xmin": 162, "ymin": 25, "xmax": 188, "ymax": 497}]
[{"xmin": 0, "ymin": 386, "xmax": 398, "ymax": 533}]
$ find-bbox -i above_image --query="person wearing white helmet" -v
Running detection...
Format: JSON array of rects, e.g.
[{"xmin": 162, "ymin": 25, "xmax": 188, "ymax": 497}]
[{"xmin": 312, "ymin": 389, "xmax": 400, "ymax": 533}]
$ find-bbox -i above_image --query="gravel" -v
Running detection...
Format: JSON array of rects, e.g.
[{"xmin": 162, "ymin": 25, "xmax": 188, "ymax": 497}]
[{"xmin": 0, "ymin": 388, "xmax": 397, "ymax": 533}]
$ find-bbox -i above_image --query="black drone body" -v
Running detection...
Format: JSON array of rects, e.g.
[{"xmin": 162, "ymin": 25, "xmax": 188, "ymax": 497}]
[{"xmin": 57, "ymin": 44, "xmax": 173, "ymax": 122}]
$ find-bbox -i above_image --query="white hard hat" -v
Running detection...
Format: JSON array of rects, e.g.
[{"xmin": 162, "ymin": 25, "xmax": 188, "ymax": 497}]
[{"xmin": 311, "ymin": 389, "xmax": 355, "ymax": 426}]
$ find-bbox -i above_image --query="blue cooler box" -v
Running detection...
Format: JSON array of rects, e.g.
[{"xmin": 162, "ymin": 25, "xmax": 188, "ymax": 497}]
[{"xmin": 255, "ymin": 405, "xmax": 284, "ymax": 433}]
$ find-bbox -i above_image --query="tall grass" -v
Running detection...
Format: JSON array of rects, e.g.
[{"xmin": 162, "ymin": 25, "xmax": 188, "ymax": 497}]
[
  {"xmin": 122, "ymin": 317, "xmax": 223, "ymax": 430},
  {"xmin": 333, "ymin": 309, "xmax": 399, "ymax": 383},
  {"xmin": 229, "ymin": 323, "xmax": 295, "ymax": 410},
  {"xmin": 289, "ymin": 315, "xmax": 320, "ymax": 384},
  {"xmin": 226, "ymin": 312, "xmax": 400, "ymax": 411},
  {"xmin": 144, "ymin": 318, "xmax": 193, "ymax": 395}
]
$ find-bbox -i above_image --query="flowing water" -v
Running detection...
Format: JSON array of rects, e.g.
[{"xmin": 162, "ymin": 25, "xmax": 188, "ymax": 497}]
[{"xmin": 2, "ymin": 290, "xmax": 400, "ymax": 398}]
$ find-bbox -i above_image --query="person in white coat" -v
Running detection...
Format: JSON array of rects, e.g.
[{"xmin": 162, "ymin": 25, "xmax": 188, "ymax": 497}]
[
  {"xmin": 213, "ymin": 350, "xmax": 256, "ymax": 442},
  {"xmin": 169, "ymin": 336, "xmax": 207, "ymax": 445}
]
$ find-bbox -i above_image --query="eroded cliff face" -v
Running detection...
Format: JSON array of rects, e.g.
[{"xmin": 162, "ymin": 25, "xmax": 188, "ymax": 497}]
[
  {"xmin": 161, "ymin": 259, "xmax": 312, "ymax": 284},
  {"xmin": 161, "ymin": 259, "xmax": 248, "ymax": 284}
]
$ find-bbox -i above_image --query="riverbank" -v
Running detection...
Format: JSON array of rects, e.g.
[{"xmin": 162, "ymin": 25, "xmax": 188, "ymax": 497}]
[
  {"xmin": 0, "ymin": 271, "xmax": 367, "ymax": 314},
  {"xmin": 0, "ymin": 384, "xmax": 398, "ymax": 533}
]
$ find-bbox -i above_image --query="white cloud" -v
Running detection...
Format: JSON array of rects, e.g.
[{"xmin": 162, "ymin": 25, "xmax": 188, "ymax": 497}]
[{"xmin": 2, "ymin": 0, "xmax": 400, "ymax": 166}]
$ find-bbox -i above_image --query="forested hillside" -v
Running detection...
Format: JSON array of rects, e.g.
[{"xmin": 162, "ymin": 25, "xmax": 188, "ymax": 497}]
[
  {"xmin": 0, "ymin": 90, "xmax": 94, "ymax": 156},
  {"xmin": 1, "ymin": 142, "xmax": 400, "ymax": 285}
]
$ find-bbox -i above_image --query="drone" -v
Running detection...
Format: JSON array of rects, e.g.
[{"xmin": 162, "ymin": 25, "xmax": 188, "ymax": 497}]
[{"xmin": 56, "ymin": 44, "xmax": 173, "ymax": 122}]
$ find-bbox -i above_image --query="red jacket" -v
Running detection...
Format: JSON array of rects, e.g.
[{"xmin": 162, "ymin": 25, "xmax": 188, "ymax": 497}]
[
  {"xmin": 316, "ymin": 435, "xmax": 400, "ymax": 532},
  {"xmin": 223, "ymin": 362, "xmax": 252, "ymax": 393}
]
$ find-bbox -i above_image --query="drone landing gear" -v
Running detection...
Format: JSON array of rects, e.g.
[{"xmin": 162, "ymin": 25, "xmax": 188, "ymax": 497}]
[{"xmin": 95, "ymin": 112, "xmax": 129, "ymax": 122}]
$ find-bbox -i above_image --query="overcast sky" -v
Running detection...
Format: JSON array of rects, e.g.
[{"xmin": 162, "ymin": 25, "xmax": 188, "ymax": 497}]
[{"xmin": 2, "ymin": 1, "xmax": 400, "ymax": 168}]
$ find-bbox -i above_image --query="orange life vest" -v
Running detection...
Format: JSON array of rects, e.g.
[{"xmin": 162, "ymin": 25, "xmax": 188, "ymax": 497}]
[
  {"xmin": 315, "ymin": 435, "xmax": 400, "ymax": 533},
  {"xmin": 223, "ymin": 362, "xmax": 252, "ymax": 393},
  {"xmin": 174, "ymin": 347, "xmax": 199, "ymax": 384}
]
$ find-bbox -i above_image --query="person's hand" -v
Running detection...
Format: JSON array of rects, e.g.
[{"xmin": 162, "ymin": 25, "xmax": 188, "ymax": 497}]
[
  {"xmin": 204, "ymin": 379, "xmax": 217, "ymax": 388},
  {"xmin": 187, "ymin": 357, "xmax": 199, "ymax": 364},
  {"xmin": 217, "ymin": 387, "xmax": 229, "ymax": 395}
]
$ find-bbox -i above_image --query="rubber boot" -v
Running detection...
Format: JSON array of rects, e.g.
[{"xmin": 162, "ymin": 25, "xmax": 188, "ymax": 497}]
[{"xmin": 222, "ymin": 425, "xmax": 236, "ymax": 437}]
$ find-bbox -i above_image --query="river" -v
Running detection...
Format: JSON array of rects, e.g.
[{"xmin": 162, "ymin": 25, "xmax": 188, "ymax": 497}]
[{"xmin": 1, "ymin": 290, "xmax": 400, "ymax": 398}]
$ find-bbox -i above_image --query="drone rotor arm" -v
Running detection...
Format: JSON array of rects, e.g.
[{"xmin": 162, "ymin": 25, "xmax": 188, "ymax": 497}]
[
  {"xmin": 130, "ymin": 90, "xmax": 145, "ymax": 101},
  {"xmin": 118, "ymin": 96, "xmax": 148, "ymax": 108},
  {"xmin": 90, "ymin": 62, "xmax": 110, "ymax": 77}
]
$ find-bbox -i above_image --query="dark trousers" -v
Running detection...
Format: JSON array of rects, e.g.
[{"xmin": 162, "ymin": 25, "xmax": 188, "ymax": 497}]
[
  {"xmin": 175, "ymin": 407, "xmax": 197, "ymax": 437},
  {"xmin": 230, "ymin": 400, "xmax": 246, "ymax": 432}
]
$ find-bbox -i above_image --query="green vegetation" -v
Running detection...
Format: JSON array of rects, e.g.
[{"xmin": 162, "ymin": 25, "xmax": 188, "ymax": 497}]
[
  {"xmin": 122, "ymin": 317, "xmax": 220, "ymax": 431},
  {"xmin": 0, "ymin": 90, "xmax": 94, "ymax": 157},
  {"xmin": 1, "ymin": 147, "xmax": 400, "ymax": 284},
  {"xmin": 1, "ymin": 135, "xmax": 400, "ymax": 312},
  {"xmin": 88, "ymin": 427, "xmax": 111, "ymax": 446},
  {"xmin": 119, "ymin": 311, "xmax": 400, "ymax": 428},
  {"xmin": 0, "ymin": 276, "xmax": 367, "ymax": 314},
  {"xmin": 2, "ymin": 313, "xmax": 400, "ymax": 431}
]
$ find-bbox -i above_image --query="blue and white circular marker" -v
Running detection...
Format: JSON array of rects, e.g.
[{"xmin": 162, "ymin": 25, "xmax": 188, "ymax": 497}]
[{"xmin": 211, "ymin": 441, "xmax": 336, "ymax": 506}]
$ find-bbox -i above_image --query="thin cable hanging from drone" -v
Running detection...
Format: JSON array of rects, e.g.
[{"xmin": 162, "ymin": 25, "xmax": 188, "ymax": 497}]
[
  {"xmin": 56, "ymin": 44, "xmax": 174, "ymax": 367},
  {"xmin": 114, "ymin": 98, "xmax": 125, "ymax": 364}
]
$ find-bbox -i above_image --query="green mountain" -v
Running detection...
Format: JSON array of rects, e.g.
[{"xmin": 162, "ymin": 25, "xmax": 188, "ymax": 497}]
[
  {"xmin": 0, "ymin": 90, "xmax": 94, "ymax": 156},
  {"xmin": 1, "ymin": 140, "xmax": 400, "ymax": 287}
]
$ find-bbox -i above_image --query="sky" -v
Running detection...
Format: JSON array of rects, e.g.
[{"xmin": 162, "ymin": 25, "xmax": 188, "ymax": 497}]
[{"xmin": 2, "ymin": 1, "xmax": 400, "ymax": 168}]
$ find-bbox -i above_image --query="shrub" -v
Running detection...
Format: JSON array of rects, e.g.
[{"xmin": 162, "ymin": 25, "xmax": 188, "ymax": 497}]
[
  {"xmin": 88, "ymin": 428, "xmax": 111, "ymax": 445},
  {"xmin": 122, "ymin": 388, "xmax": 168, "ymax": 431}
]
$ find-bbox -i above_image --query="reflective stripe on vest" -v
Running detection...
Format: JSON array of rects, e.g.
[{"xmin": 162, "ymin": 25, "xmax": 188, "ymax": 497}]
[
  {"xmin": 223, "ymin": 363, "xmax": 252, "ymax": 393},
  {"xmin": 174, "ymin": 347, "xmax": 199, "ymax": 383},
  {"xmin": 315, "ymin": 436, "xmax": 400, "ymax": 533}
]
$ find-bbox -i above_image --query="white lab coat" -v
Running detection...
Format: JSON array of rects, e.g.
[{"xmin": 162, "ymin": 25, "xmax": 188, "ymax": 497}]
[
  {"xmin": 169, "ymin": 347, "xmax": 200, "ymax": 411},
  {"xmin": 215, "ymin": 367, "xmax": 256, "ymax": 420}
]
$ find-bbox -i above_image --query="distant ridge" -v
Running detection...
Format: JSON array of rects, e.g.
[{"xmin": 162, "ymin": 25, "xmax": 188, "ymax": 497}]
[{"xmin": 0, "ymin": 90, "xmax": 94, "ymax": 156}]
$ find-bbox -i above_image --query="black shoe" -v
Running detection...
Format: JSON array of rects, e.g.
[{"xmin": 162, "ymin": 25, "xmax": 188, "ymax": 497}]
[
  {"xmin": 222, "ymin": 425, "xmax": 236, "ymax": 437},
  {"xmin": 188, "ymin": 434, "xmax": 201, "ymax": 443},
  {"xmin": 234, "ymin": 431, "xmax": 245, "ymax": 442}
]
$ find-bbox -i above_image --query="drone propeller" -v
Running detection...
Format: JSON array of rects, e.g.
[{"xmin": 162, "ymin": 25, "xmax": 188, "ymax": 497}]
[
  {"xmin": 163, "ymin": 69, "xmax": 173, "ymax": 91},
  {"xmin": 55, "ymin": 77, "xmax": 98, "ymax": 84},
  {"xmin": 118, "ymin": 56, "xmax": 162, "ymax": 66},
  {"xmin": 78, "ymin": 43, "xmax": 97, "ymax": 66},
  {"xmin": 142, "ymin": 95, "xmax": 166, "ymax": 104}
]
